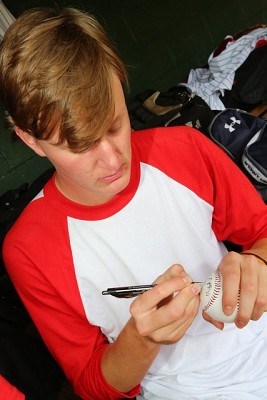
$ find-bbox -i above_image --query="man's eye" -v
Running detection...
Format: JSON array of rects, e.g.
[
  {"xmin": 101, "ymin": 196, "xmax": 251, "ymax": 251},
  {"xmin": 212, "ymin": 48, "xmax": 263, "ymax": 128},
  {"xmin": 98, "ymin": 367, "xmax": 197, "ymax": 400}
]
[{"xmin": 107, "ymin": 126, "xmax": 120, "ymax": 135}]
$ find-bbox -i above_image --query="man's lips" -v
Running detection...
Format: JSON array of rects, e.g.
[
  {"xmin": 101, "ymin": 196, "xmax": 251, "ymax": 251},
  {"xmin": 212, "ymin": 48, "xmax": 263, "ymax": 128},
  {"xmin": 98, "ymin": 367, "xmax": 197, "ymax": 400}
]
[{"xmin": 100, "ymin": 165, "xmax": 125, "ymax": 183}]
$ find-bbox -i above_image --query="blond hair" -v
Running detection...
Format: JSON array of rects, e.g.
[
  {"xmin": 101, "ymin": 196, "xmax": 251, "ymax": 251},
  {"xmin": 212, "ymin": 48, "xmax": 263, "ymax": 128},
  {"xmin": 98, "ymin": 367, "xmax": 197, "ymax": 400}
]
[{"xmin": 0, "ymin": 7, "xmax": 128, "ymax": 152}]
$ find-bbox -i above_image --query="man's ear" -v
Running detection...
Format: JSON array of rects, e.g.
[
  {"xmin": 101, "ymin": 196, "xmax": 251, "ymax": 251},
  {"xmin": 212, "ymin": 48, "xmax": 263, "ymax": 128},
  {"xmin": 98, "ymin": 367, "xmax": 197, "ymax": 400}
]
[{"xmin": 14, "ymin": 126, "xmax": 46, "ymax": 157}]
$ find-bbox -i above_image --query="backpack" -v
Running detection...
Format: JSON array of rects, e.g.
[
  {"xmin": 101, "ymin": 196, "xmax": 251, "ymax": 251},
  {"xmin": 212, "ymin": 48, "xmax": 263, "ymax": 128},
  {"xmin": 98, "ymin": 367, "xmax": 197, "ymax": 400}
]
[
  {"xmin": 127, "ymin": 84, "xmax": 215, "ymax": 134},
  {"xmin": 208, "ymin": 108, "xmax": 267, "ymax": 201},
  {"xmin": 127, "ymin": 82, "xmax": 267, "ymax": 202},
  {"xmin": 221, "ymin": 45, "xmax": 267, "ymax": 112}
]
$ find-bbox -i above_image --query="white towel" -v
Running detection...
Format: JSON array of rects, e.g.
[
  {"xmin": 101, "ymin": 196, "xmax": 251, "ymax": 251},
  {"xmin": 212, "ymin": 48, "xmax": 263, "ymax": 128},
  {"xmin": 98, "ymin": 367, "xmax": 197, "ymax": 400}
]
[
  {"xmin": 0, "ymin": 1, "xmax": 15, "ymax": 41},
  {"xmin": 185, "ymin": 28, "xmax": 267, "ymax": 110}
]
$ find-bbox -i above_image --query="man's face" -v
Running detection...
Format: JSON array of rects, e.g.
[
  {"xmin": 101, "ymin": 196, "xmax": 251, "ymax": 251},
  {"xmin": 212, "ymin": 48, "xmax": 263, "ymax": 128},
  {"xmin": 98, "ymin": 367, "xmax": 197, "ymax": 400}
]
[{"xmin": 34, "ymin": 75, "xmax": 132, "ymax": 205}]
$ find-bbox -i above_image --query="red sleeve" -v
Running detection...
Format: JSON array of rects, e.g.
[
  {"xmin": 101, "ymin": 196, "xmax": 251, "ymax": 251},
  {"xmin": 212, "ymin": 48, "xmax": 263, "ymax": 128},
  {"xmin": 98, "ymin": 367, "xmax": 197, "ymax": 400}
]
[
  {"xmin": 0, "ymin": 375, "xmax": 25, "ymax": 400},
  {"xmin": 133, "ymin": 126, "xmax": 267, "ymax": 249},
  {"xmin": 195, "ymin": 130, "xmax": 267, "ymax": 248},
  {"xmin": 3, "ymin": 213, "xmax": 140, "ymax": 400}
]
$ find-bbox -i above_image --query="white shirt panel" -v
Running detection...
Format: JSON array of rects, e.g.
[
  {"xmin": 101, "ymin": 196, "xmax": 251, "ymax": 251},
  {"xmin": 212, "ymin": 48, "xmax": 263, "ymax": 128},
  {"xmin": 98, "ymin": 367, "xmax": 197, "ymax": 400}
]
[{"xmin": 69, "ymin": 162, "xmax": 267, "ymax": 398}]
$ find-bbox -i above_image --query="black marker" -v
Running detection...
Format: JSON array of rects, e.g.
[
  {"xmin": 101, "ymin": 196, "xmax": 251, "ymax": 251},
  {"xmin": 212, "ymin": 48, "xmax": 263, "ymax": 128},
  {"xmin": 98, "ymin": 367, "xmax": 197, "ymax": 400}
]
[
  {"xmin": 102, "ymin": 284, "xmax": 156, "ymax": 298},
  {"xmin": 102, "ymin": 282, "xmax": 203, "ymax": 298}
]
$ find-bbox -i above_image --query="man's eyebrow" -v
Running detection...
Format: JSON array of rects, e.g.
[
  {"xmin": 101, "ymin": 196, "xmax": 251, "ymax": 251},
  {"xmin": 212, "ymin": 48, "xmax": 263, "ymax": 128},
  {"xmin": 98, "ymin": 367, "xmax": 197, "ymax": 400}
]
[{"xmin": 109, "ymin": 114, "xmax": 122, "ymax": 126}]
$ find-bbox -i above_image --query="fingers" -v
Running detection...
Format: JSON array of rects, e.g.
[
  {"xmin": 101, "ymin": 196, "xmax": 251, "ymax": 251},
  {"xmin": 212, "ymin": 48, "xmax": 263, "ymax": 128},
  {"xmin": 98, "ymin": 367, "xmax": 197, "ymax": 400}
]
[
  {"xmin": 130, "ymin": 264, "xmax": 201, "ymax": 343},
  {"xmin": 219, "ymin": 251, "xmax": 267, "ymax": 328},
  {"xmin": 141, "ymin": 266, "xmax": 192, "ymax": 309},
  {"xmin": 134, "ymin": 283, "xmax": 200, "ymax": 334},
  {"xmin": 236, "ymin": 256, "xmax": 258, "ymax": 327},
  {"xmin": 149, "ymin": 296, "xmax": 200, "ymax": 343},
  {"xmin": 219, "ymin": 252, "xmax": 241, "ymax": 316},
  {"xmin": 202, "ymin": 310, "xmax": 224, "ymax": 330},
  {"xmin": 252, "ymin": 281, "xmax": 267, "ymax": 321},
  {"xmin": 250, "ymin": 257, "xmax": 267, "ymax": 321}
]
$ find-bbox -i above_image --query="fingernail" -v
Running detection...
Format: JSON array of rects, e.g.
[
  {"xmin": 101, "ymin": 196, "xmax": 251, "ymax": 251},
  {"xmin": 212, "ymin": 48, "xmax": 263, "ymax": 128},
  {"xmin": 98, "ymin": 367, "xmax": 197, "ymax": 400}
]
[
  {"xmin": 213, "ymin": 321, "xmax": 224, "ymax": 330},
  {"xmin": 237, "ymin": 321, "xmax": 247, "ymax": 328},
  {"xmin": 225, "ymin": 306, "xmax": 233, "ymax": 315}
]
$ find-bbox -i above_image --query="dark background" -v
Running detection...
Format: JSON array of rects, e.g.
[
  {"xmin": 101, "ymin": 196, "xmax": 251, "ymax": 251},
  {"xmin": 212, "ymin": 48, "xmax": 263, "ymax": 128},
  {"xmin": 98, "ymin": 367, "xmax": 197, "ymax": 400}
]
[{"xmin": 0, "ymin": 0, "xmax": 266, "ymax": 195}]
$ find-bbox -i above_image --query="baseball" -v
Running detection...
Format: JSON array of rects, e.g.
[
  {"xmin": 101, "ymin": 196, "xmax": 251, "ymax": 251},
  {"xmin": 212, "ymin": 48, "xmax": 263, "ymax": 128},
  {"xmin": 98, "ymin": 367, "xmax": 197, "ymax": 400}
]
[{"xmin": 200, "ymin": 271, "xmax": 239, "ymax": 323}]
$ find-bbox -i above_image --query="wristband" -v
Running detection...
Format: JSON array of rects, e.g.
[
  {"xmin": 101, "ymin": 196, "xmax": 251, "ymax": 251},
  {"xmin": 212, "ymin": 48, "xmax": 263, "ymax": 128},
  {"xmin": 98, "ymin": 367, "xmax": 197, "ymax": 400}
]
[{"xmin": 241, "ymin": 252, "xmax": 267, "ymax": 265}]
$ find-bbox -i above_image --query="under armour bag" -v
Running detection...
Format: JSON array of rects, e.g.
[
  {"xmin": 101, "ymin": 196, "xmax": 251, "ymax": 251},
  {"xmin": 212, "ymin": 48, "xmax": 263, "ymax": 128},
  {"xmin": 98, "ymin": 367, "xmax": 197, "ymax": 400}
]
[
  {"xmin": 209, "ymin": 108, "xmax": 267, "ymax": 201},
  {"xmin": 127, "ymin": 84, "xmax": 215, "ymax": 133}
]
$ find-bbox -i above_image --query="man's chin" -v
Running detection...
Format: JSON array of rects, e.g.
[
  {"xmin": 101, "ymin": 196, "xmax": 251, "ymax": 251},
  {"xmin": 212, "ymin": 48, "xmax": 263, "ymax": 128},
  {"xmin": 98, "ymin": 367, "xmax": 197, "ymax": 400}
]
[{"xmin": 109, "ymin": 173, "xmax": 131, "ymax": 195}]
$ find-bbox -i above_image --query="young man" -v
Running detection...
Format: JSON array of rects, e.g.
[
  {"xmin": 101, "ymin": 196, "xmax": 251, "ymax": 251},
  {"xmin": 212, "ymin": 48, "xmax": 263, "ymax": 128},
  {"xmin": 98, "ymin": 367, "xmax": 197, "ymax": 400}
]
[{"xmin": 1, "ymin": 7, "xmax": 267, "ymax": 400}]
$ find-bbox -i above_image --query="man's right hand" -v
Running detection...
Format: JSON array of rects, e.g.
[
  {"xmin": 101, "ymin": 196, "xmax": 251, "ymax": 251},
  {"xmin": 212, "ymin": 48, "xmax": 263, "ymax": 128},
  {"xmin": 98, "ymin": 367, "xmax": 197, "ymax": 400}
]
[{"xmin": 130, "ymin": 264, "xmax": 200, "ymax": 344}]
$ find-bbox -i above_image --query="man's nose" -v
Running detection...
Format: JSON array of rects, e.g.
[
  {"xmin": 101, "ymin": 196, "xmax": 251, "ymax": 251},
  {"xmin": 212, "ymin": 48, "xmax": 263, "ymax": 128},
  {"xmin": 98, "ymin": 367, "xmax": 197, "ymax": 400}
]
[{"xmin": 98, "ymin": 137, "xmax": 120, "ymax": 168}]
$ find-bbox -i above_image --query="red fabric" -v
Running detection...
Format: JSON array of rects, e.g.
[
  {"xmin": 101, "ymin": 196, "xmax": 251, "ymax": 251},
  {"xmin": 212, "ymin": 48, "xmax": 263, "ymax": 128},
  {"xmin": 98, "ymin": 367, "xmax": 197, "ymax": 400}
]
[
  {"xmin": 213, "ymin": 37, "xmax": 234, "ymax": 57},
  {"xmin": 132, "ymin": 127, "xmax": 267, "ymax": 248},
  {"xmin": 0, "ymin": 375, "xmax": 25, "ymax": 400},
  {"xmin": 256, "ymin": 38, "xmax": 267, "ymax": 48},
  {"xmin": 3, "ymin": 127, "xmax": 267, "ymax": 399}
]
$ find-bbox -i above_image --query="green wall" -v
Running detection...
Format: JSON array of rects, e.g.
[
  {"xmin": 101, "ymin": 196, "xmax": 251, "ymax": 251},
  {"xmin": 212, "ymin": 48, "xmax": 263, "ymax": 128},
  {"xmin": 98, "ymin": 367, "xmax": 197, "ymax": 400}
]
[{"xmin": 0, "ymin": 0, "xmax": 267, "ymax": 196}]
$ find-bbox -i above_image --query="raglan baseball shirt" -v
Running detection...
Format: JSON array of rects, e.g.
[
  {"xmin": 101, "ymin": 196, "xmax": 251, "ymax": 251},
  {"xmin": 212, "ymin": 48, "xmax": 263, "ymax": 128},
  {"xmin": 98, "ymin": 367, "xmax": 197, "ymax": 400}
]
[
  {"xmin": 3, "ymin": 126, "xmax": 267, "ymax": 400},
  {"xmin": 0, "ymin": 375, "xmax": 25, "ymax": 400}
]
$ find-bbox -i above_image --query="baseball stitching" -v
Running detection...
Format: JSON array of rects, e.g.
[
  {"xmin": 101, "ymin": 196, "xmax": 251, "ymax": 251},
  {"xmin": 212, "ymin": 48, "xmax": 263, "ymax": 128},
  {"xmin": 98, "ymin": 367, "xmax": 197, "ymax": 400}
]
[{"xmin": 203, "ymin": 272, "xmax": 221, "ymax": 312}]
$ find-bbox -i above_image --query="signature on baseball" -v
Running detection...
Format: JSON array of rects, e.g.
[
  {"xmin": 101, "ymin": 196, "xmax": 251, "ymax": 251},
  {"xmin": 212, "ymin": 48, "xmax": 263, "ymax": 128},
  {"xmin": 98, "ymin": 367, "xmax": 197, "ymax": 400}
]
[{"xmin": 200, "ymin": 271, "xmax": 239, "ymax": 323}]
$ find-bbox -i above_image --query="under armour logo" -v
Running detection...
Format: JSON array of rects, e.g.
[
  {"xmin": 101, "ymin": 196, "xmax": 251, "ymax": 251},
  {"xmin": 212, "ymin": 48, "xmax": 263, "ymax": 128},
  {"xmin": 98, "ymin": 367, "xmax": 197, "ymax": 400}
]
[{"xmin": 224, "ymin": 117, "xmax": 241, "ymax": 133}]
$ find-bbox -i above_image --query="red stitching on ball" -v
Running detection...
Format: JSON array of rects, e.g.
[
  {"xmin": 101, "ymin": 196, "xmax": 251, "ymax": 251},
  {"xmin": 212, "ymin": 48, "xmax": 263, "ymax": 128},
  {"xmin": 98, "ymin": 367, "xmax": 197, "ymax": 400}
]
[{"xmin": 203, "ymin": 272, "xmax": 221, "ymax": 312}]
